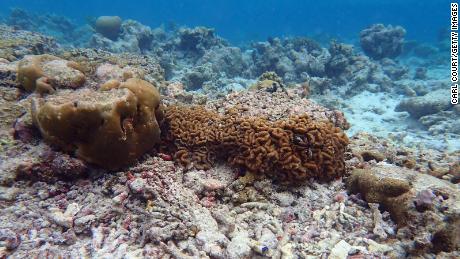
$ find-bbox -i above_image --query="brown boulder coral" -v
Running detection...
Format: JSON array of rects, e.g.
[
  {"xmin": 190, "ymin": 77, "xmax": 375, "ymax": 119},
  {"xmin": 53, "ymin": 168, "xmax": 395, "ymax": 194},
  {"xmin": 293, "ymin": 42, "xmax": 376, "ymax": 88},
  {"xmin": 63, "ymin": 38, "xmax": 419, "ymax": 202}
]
[
  {"xmin": 346, "ymin": 166, "xmax": 460, "ymax": 254},
  {"xmin": 346, "ymin": 169, "xmax": 413, "ymax": 225},
  {"xmin": 162, "ymin": 105, "xmax": 349, "ymax": 184},
  {"xmin": 95, "ymin": 16, "xmax": 122, "ymax": 40},
  {"xmin": 17, "ymin": 54, "xmax": 86, "ymax": 94},
  {"xmin": 31, "ymin": 78, "xmax": 162, "ymax": 169}
]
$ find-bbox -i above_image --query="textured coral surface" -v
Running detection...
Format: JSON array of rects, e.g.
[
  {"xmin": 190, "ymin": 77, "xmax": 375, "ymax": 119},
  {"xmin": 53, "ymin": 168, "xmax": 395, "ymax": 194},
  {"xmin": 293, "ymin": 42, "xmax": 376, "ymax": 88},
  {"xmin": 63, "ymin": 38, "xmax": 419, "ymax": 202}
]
[
  {"xmin": 31, "ymin": 78, "xmax": 162, "ymax": 169},
  {"xmin": 163, "ymin": 105, "xmax": 348, "ymax": 183},
  {"xmin": 17, "ymin": 54, "xmax": 86, "ymax": 93},
  {"xmin": 0, "ymin": 18, "xmax": 458, "ymax": 258}
]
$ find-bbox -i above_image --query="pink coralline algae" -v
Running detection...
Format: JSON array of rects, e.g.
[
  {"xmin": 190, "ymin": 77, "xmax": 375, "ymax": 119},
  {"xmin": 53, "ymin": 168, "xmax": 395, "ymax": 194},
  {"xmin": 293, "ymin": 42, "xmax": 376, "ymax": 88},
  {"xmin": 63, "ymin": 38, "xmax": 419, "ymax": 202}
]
[{"xmin": 15, "ymin": 150, "xmax": 88, "ymax": 182}]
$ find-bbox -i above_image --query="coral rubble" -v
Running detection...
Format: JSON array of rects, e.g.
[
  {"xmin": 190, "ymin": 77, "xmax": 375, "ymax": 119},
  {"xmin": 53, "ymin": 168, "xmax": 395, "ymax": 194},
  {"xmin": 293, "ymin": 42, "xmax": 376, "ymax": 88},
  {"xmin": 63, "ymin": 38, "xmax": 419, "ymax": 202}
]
[{"xmin": 0, "ymin": 25, "xmax": 57, "ymax": 61}]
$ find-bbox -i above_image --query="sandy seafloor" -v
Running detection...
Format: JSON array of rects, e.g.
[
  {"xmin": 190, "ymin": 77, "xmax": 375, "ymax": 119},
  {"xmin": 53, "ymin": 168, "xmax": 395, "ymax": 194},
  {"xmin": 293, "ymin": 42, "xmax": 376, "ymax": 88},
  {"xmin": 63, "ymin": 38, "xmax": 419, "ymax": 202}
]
[{"xmin": 0, "ymin": 10, "xmax": 459, "ymax": 259}]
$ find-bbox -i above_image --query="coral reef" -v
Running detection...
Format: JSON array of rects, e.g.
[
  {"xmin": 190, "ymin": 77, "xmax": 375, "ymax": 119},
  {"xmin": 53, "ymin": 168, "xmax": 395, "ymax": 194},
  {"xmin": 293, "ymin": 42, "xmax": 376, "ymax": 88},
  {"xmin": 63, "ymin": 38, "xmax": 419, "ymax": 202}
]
[
  {"xmin": 31, "ymin": 78, "xmax": 162, "ymax": 169},
  {"xmin": 0, "ymin": 25, "xmax": 57, "ymax": 61},
  {"xmin": 90, "ymin": 19, "xmax": 154, "ymax": 54},
  {"xmin": 17, "ymin": 54, "xmax": 86, "ymax": 94},
  {"xmin": 178, "ymin": 27, "xmax": 226, "ymax": 55},
  {"xmin": 347, "ymin": 131, "xmax": 460, "ymax": 182},
  {"xmin": 162, "ymin": 105, "xmax": 349, "ymax": 183},
  {"xmin": 246, "ymin": 37, "xmax": 399, "ymax": 96},
  {"xmin": 250, "ymin": 37, "xmax": 326, "ymax": 81},
  {"xmin": 5, "ymin": 8, "xmax": 91, "ymax": 46},
  {"xmin": 199, "ymin": 46, "xmax": 246, "ymax": 78},
  {"xmin": 15, "ymin": 148, "xmax": 88, "ymax": 183},
  {"xmin": 0, "ymin": 87, "xmax": 27, "ymax": 157},
  {"xmin": 84, "ymin": 22, "xmax": 411, "ymax": 97},
  {"xmin": 0, "ymin": 59, "xmax": 18, "ymax": 87},
  {"xmin": 419, "ymin": 109, "xmax": 460, "ymax": 135},
  {"xmin": 360, "ymin": 24, "xmax": 406, "ymax": 60},
  {"xmin": 0, "ymin": 13, "xmax": 458, "ymax": 259}
]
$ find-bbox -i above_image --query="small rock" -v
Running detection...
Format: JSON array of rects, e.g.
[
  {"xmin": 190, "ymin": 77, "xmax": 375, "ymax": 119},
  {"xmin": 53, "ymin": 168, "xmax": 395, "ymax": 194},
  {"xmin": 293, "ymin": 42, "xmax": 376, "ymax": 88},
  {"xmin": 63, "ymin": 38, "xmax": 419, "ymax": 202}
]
[
  {"xmin": 414, "ymin": 190, "xmax": 435, "ymax": 212},
  {"xmin": 334, "ymin": 192, "xmax": 348, "ymax": 203},
  {"xmin": 0, "ymin": 228, "xmax": 20, "ymax": 250},
  {"xmin": 74, "ymin": 215, "xmax": 96, "ymax": 233},
  {"xmin": 62, "ymin": 229, "xmax": 77, "ymax": 245},
  {"xmin": 203, "ymin": 179, "xmax": 225, "ymax": 192},
  {"xmin": 64, "ymin": 202, "xmax": 80, "ymax": 217},
  {"xmin": 48, "ymin": 208, "xmax": 73, "ymax": 228},
  {"xmin": 366, "ymin": 239, "xmax": 392, "ymax": 254},
  {"xmin": 329, "ymin": 240, "xmax": 352, "ymax": 259},
  {"xmin": 129, "ymin": 178, "xmax": 146, "ymax": 194},
  {"xmin": 360, "ymin": 151, "xmax": 385, "ymax": 162},
  {"xmin": 273, "ymin": 192, "xmax": 295, "ymax": 207},
  {"xmin": 226, "ymin": 231, "xmax": 251, "ymax": 259},
  {"xmin": 112, "ymin": 191, "xmax": 128, "ymax": 204},
  {"xmin": 37, "ymin": 189, "xmax": 49, "ymax": 200},
  {"xmin": 0, "ymin": 187, "xmax": 19, "ymax": 201}
]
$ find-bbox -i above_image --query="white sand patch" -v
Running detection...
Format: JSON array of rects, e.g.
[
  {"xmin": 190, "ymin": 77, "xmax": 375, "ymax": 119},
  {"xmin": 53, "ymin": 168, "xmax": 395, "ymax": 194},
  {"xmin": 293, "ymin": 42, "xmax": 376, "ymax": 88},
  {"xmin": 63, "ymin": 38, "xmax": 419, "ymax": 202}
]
[{"xmin": 340, "ymin": 91, "xmax": 459, "ymax": 151}]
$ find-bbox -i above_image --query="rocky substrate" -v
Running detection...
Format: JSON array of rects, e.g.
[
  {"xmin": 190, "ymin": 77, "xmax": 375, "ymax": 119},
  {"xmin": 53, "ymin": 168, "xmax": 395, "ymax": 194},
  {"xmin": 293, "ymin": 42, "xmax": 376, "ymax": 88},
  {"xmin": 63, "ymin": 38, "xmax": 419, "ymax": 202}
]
[
  {"xmin": 1, "ymin": 86, "xmax": 459, "ymax": 258},
  {"xmin": 0, "ymin": 22, "xmax": 458, "ymax": 259}
]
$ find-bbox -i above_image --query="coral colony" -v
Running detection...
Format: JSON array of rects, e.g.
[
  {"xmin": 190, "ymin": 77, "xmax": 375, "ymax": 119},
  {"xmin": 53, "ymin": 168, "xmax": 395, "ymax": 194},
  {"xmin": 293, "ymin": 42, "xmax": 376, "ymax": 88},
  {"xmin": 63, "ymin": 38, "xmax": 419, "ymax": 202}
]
[{"xmin": 0, "ymin": 7, "xmax": 459, "ymax": 259}]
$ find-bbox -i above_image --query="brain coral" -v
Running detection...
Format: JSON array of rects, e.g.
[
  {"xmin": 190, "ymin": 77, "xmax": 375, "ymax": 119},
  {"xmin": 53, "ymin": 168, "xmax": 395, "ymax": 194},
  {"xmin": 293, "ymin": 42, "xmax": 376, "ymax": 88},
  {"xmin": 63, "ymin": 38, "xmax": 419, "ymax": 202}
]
[
  {"xmin": 162, "ymin": 105, "xmax": 349, "ymax": 183},
  {"xmin": 31, "ymin": 78, "xmax": 162, "ymax": 169},
  {"xmin": 17, "ymin": 54, "xmax": 85, "ymax": 94}
]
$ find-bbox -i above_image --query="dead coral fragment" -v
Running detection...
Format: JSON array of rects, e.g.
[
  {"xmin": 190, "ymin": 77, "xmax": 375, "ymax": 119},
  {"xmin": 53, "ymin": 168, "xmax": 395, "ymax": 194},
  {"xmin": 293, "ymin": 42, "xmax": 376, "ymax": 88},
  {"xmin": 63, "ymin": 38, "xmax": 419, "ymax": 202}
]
[
  {"xmin": 17, "ymin": 54, "xmax": 85, "ymax": 94},
  {"xmin": 31, "ymin": 78, "xmax": 162, "ymax": 169},
  {"xmin": 162, "ymin": 105, "xmax": 349, "ymax": 184},
  {"xmin": 346, "ymin": 169, "xmax": 413, "ymax": 225}
]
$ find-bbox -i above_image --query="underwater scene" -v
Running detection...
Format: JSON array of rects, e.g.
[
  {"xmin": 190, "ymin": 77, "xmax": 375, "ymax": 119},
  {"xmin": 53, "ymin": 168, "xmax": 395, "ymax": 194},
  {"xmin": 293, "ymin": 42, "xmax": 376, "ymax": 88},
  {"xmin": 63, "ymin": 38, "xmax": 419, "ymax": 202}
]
[{"xmin": 0, "ymin": 0, "xmax": 459, "ymax": 258}]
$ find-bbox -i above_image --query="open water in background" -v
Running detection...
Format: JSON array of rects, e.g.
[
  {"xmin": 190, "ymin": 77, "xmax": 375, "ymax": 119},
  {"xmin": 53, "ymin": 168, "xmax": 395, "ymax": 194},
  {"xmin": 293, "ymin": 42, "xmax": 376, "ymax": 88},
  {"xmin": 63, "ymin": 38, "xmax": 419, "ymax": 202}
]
[{"xmin": 0, "ymin": 0, "xmax": 451, "ymax": 44}]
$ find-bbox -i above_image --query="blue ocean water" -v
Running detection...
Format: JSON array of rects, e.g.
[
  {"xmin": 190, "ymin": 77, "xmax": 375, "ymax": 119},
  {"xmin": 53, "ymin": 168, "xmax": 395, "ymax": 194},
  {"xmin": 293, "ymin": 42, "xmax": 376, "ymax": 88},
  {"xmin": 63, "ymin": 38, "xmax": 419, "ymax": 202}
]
[{"xmin": 0, "ymin": 0, "xmax": 451, "ymax": 44}]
